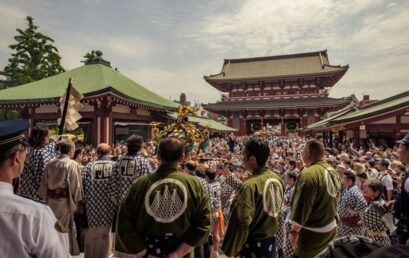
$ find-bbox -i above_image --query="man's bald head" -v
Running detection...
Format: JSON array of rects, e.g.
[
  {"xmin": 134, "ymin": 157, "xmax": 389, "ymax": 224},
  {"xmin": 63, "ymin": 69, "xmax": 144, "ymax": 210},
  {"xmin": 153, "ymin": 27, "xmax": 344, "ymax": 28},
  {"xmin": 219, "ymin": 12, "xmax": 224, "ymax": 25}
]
[{"xmin": 97, "ymin": 143, "xmax": 111, "ymax": 157}]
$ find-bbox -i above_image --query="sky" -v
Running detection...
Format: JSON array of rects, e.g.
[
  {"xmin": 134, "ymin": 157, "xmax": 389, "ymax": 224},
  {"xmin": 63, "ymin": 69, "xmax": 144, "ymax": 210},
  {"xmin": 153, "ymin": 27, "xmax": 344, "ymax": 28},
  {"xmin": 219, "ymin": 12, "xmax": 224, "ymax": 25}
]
[{"xmin": 0, "ymin": 0, "xmax": 408, "ymax": 104}]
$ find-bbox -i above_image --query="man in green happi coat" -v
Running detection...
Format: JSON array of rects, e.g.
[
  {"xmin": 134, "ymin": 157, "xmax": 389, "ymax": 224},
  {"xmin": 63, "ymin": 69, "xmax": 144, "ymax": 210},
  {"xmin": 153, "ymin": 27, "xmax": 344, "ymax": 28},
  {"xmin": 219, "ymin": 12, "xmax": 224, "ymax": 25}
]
[
  {"xmin": 115, "ymin": 137, "xmax": 211, "ymax": 258},
  {"xmin": 289, "ymin": 139, "xmax": 340, "ymax": 258},
  {"xmin": 222, "ymin": 138, "xmax": 284, "ymax": 257}
]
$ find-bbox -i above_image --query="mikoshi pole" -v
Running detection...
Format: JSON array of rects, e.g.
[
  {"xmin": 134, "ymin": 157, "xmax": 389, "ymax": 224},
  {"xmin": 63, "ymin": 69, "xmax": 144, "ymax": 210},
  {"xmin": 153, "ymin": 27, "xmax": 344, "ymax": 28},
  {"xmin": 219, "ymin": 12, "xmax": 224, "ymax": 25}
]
[{"xmin": 58, "ymin": 78, "xmax": 73, "ymax": 135}]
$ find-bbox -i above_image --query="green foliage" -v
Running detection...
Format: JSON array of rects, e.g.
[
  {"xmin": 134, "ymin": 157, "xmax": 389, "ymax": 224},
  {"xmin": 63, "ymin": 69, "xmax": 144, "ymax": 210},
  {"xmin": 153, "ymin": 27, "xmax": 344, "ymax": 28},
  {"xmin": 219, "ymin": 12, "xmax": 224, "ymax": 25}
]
[
  {"xmin": 81, "ymin": 49, "xmax": 111, "ymax": 66},
  {"xmin": 0, "ymin": 16, "xmax": 65, "ymax": 88},
  {"xmin": 81, "ymin": 50, "xmax": 98, "ymax": 64},
  {"xmin": 0, "ymin": 109, "xmax": 20, "ymax": 121}
]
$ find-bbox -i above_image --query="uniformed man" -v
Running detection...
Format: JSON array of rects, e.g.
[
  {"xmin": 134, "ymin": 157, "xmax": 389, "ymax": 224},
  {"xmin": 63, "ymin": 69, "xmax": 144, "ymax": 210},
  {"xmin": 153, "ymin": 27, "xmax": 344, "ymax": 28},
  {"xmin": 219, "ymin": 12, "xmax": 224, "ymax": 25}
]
[
  {"xmin": 111, "ymin": 134, "xmax": 152, "ymax": 205},
  {"xmin": 289, "ymin": 139, "xmax": 340, "ymax": 258},
  {"xmin": 38, "ymin": 140, "xmax": 83, "ymax": 255},
  {"xmin": 115, "ymin": 137, "xmax": 211, "ymax": 258},
  {"xmin": 222, "ymin": 138, "xmax": 284, "ymax": 258},
  {"xmin": 0, "ymin": 119, "xmax": 69, "ymax": 258},
  {"xmin": 82, "ymin": 143, "xmax": 117, "ymax": 258},
  {"xmin": 395, "ymin": 132, "xmax": 409, "ymax": 245}
]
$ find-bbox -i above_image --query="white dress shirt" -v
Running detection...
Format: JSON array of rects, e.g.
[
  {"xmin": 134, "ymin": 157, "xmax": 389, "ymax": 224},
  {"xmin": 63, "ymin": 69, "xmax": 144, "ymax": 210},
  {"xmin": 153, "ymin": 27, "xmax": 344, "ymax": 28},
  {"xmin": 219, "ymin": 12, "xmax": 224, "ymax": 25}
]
[{"xmin": 0, "ymin": 181, "xmax": 69, "ymax": 258}]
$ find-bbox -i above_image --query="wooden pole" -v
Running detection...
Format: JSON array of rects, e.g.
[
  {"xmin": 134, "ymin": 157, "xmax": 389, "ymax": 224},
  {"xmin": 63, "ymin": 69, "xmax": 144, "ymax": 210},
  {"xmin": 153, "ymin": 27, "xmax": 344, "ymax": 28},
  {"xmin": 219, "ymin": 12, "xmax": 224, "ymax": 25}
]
[{"xmin": 58, "ymin": 78, "xmax": 73, "ymax": 135}]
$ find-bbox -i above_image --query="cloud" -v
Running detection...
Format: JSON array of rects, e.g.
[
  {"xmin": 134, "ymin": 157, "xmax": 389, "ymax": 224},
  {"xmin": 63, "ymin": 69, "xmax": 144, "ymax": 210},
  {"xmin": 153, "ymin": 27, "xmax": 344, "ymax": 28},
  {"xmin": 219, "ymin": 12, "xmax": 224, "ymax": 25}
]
[
  {"xmin": 0, "ymin": 2, "xmax": 27, "ymax": 55},
  {"xmin": 123, "ymin": 61, "xmax": 222, "ymax": 103},
  {"xmin": 54, "ymin": 35, "xmax": 156, "ymax": 69},
  {"xmin": 331, "ymin": 52, "xmax": 409, "ymax": 99},
  {"xmin": 351, "ymin": 5, "xmax": 409, "ymax": 57},
  {"xmin": 1, "ymin": 0, "xmax": 408, "ymax": 104},
  {"xmin": 189, "ymin": 0, "xmax": 409, "ymax": 101},
  {"xmin": 191, "ymin": 0, "xmax": 387, "ymax": 56},
  {"xmin": 101, "ymin": 37, "xmax": 155, "ymax": 59}
]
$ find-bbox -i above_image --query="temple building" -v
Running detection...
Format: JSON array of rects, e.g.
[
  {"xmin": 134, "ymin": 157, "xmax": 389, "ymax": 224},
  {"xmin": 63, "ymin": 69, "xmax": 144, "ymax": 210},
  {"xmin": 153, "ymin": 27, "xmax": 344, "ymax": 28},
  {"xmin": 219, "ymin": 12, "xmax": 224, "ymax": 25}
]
[
  {"xmin": 0, "ymin": 59, "xmax": 236, "ymax": 145},
  {"xmin": 0, "ymin": 60, "xmax": 179, "ymax": 145},
  {"xmin": 307, "ymin": 90, "xmax": 409, "ymax": 147},
  {"xmin": 203, "ymin": 50, "xmax": 357, "ymax": 135}
]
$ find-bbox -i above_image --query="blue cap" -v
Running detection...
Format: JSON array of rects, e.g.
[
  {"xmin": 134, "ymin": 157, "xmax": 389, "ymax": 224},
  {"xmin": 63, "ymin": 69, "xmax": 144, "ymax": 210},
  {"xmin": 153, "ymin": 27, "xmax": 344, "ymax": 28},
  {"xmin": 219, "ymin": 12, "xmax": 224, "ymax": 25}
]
[
  {"xmin": 380, "ymin": 159, "xmax": 390, "ymax": 167},
  {"xmin": 396, "ymin": 132, "xmax": 409, "ymax": 145},
  {"xmin": 0, "ymin": 120, "xmax": 30, "ymax": 150}
]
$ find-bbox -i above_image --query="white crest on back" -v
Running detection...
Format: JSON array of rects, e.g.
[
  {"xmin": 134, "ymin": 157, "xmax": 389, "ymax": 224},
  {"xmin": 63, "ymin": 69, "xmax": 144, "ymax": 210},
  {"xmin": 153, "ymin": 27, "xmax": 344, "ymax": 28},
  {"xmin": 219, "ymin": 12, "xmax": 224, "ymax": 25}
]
[
  {"xmin": 144, "ymin": 178, "xmax": 188, "ymax": 223},
  {"xmin": 263, "ymin": 178, "xmax": 283, "ymax": 217}
]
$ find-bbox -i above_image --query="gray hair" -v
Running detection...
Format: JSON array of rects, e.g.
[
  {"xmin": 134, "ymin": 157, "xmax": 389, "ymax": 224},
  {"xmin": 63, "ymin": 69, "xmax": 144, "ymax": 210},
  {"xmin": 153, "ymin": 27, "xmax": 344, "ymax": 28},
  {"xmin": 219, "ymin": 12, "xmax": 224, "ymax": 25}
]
[{"xmin": 60, "ymin": 141, "xmax": 75, "ymax": 155}]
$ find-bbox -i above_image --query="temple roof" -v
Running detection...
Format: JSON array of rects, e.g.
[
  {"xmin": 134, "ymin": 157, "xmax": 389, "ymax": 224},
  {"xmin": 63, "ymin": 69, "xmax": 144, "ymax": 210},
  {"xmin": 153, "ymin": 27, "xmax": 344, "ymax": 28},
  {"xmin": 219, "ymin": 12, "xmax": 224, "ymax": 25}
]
[
  {"xmin": 204, "ymin": 50, "xmax": 348, "ymax": 90},
  {"xmin": 0, "ymin": 64, "xmax": 178, "ymax": 111},
  {"xmin": 306, "ymin": 103, "xmax": 358, "ymax": 131},
  {"xmin": 203, "ymin": 96, "xmax": 354, "ymax": 112},
  {"xmin": 333, "ymin": 90, "xmax": 409, "ymax": 124}
]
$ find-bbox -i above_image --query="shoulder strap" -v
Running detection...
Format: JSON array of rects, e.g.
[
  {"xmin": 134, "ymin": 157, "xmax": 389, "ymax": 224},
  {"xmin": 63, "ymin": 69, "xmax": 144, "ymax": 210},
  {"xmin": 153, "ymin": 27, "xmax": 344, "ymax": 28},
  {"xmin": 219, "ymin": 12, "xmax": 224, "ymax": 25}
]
[{"xmin": 378, "ymin": 173, "xmax": 387, "ymax": 180}]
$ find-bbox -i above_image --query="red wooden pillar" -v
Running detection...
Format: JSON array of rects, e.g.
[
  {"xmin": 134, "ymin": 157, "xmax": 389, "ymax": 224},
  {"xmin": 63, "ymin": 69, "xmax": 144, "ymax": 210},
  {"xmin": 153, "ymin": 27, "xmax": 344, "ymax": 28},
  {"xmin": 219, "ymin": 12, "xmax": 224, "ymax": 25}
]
[
  {"xmin": 396, "ymin": 115, "xmax": 402, "ymax": 141},
  {"xmin": 98, "ymin": 115, "xmax": 106, "ymax": 144},
  {"xmin": 92, "ymin": 117, "xmax": 98, "ymax": 147},
  {"xmin": 95, "ymin": 97, "xmax": 113, "ymax": 145},
  {"xmin": 281, "ymin": 116, "xmax": 285, "ymax": 136},
  {"xmin": 108, "ymin": 113, "xmax": 113, "ymax": 145},
  {"xmin": 239, "ymin": 117, "xmax": 246, "ymax": 136},
  {"xmin": 97, "ymin": 113, "xmax": 113, "ymax": 145}
]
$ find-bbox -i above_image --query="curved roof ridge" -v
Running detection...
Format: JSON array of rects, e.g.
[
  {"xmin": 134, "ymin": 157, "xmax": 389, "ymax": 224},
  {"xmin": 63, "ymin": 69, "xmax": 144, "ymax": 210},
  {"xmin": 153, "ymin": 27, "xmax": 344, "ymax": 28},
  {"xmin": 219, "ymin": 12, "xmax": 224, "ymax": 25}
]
[
  {"xmin": 223, "ymin": 50, "xmax": 328, "ymax": 63},
  {"xmin": 323, "ymin": 64, "xmax": 349, "ymax": 69},
  {"xmin": 203, "ymin": 72, "xmax": 224, "ymax": 79},
  {"xmin": 357, "ymin": 90, "xmax": 409, "ymax": 110}
]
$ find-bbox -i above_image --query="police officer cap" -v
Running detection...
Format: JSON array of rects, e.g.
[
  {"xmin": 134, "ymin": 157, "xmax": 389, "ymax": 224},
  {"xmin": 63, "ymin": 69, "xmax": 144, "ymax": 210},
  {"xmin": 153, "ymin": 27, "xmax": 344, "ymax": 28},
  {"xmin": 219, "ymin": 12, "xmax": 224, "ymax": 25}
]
[
  {"xmin": 396, "ymin": 132, "xmax": 409, "ymax": 145},
  {"xmin": 0, "ymin": 120, "xmax": 30, "ymax": 151}
]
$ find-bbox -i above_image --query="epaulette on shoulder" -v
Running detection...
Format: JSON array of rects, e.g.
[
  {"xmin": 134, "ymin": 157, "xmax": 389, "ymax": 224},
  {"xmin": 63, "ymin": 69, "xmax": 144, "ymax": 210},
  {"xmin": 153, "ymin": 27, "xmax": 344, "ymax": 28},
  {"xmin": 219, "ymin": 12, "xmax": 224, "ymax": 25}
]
[{"xmin": 18, "ymin": 194, "xmax": 47, "ymax": 205}]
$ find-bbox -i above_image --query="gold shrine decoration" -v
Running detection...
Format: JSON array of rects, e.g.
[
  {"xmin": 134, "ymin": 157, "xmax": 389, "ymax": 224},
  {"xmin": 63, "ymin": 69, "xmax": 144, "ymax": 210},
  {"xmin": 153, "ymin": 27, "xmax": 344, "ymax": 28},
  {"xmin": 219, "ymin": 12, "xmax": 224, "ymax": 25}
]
[
  {"xmin": 150, "ymin": 105, "xmax": 210, "ymax": 153},
  {"xmin": 254, "ymin": 126, "xmax": 269, "ymax": 136}
]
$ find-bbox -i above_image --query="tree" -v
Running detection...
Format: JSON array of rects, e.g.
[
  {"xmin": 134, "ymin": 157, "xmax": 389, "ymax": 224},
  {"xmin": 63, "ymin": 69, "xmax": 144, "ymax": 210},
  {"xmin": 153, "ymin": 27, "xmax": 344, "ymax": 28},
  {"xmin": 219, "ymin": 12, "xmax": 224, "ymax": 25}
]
[
  {"xmin": 0, "ymin": 109, "xmax": 20, "ymax": 120},
  {"xmin": 81, "ymin": 50, "xmax": 98, "ymax": 64},
  {"xmin": 0, "ymin": 16, "xmax": 65, "ymax": 88},
  {"xmin": 81, "ymin": 49, "xmax": 111, "ymax": 67}
]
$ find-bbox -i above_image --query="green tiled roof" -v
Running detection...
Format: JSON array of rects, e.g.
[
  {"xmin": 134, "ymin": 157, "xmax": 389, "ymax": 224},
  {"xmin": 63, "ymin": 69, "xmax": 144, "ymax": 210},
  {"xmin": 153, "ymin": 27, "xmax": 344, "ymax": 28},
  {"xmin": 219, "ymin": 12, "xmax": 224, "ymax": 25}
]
[
  {"xmin": 205, "ymin": 50, "xmax": 348, "ymax": 81},
  {"xmin": 0, "ymin": 64, "xmax": 178, "ymax": 110},
  {"xmin": 306, "ymin": 108, "xmax": 352, "ymax": 130},
  {"xmin": 169, "ymin": 113, "xmax": 237, "ymax": 132},
  {"xmin": 334, "ymin": 91, "xmax": 409, "ymax": 123}
]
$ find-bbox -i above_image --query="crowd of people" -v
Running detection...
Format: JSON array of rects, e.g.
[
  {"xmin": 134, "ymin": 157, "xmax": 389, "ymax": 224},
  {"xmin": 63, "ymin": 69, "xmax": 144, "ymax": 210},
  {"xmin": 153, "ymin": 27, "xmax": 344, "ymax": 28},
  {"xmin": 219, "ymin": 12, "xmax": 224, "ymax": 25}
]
[{"xmin": 1, "ymin": 119, "xmax": 409, "ymax": 258}]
